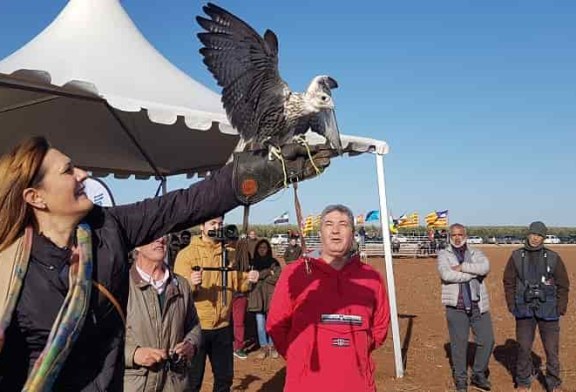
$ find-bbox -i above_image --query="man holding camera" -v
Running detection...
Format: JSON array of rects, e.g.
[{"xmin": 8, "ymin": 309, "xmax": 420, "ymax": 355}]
[
  {"xmin": 438, "ymin": 223, "xmax": 494, "ymax": 392},
  {"xmin": 503, "ymin": 221, "xmax": 570, "ymax": 392},
  {"xmin": 174, "ymin": 216, "xmax": 259, "ymax": 392},
  {"xmin": 124, "ymin": 237, "xmax": 201, "ymax": 392}
]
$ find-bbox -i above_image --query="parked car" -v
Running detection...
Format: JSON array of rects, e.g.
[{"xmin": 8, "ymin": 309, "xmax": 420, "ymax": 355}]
[
  {"xmin": 270, "ymin": 234, "xmax": 289, "ymax": 245},
  {"xmin": 467, "ymin": 236, "xmax": 483, "ymax": 244},
  {"xmin": 544, "ymin": 235, "xmax": 561, "ymax": 244}
]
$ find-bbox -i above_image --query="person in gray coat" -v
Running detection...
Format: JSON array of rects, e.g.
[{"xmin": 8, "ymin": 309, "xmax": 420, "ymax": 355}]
[
  {"xmin": 124, "ymin": 237, "xmax": 201, "ymax": 392},
  {"xmin": 437, "ymin": 223, "xmax": 494, "ymax": 392}
]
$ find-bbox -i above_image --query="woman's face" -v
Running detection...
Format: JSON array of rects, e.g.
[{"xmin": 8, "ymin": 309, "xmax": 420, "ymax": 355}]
[
  {"xmin": 257, "ymin": 242, "xmax": 269, "ymax": 257},
  {"xmin": 31, "ymin": 148, "xmax": 92, "ymax": 219}
]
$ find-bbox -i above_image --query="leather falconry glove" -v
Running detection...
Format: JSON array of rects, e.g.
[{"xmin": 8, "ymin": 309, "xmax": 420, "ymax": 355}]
[{"xmin": 232, "ymin": 143, "xmax": 333, "ymax": 205}]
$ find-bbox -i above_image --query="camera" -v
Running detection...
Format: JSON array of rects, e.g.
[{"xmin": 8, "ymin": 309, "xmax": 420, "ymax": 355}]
[
  {"xmin": 207, "ymin": 224, "xmax": 239, "ymax": 242},
  {"xmin": 167, "ymin": 351, "xmax": 182, "ymax": 366},
  {"xmin": 163, "ymin": 351, "xmax": 184, "ymax": 372},
  {"xmin": 524, "ymin": 283, "xmax": 546, "ymax": 304},
  {"xmin": 164, "ymin": 351, "xmax": 185, "ymax": 371}
]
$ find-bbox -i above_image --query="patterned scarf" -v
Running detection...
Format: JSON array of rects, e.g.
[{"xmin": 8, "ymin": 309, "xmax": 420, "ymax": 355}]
[{"xmin": 0, "ymin": 224, "xmax": 93, "ymax": 392}]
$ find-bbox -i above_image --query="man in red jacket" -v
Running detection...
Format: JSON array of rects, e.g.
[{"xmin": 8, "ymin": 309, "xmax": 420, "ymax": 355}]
[{"xmin": 267, "ymin": 204, "xmax": 390, "ymax": 392}]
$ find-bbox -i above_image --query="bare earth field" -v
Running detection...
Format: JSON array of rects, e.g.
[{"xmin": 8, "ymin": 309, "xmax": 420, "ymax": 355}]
[{"xmin": 200, "ymin": 245, "xmax": 576, "ymax": 392}]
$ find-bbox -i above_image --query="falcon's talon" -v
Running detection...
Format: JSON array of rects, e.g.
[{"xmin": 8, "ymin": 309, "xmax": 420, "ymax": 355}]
[
  {"xmin": 293, "ymin": 137, "xmax": 321, "ymax": 175},
  {"xmin": 292, "ymin": 134, "xmax": 308, "ymax": 145}
]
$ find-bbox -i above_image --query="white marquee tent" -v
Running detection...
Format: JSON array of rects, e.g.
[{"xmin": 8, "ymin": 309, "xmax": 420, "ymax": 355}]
[{"xmin": 0, "ymin": 0, "xmax": 404, "ymax": 378}]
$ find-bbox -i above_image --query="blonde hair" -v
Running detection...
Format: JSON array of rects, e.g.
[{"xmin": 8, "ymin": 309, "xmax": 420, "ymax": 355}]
[{"xmin": 0, "ymin": 137, "xmax": 49, "ymax": 251}]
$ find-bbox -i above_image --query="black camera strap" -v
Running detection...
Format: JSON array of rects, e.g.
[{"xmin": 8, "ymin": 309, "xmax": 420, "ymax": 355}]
[{"xmin": 518, "ymin": 249, "xmax": 549, "ymax": 286}]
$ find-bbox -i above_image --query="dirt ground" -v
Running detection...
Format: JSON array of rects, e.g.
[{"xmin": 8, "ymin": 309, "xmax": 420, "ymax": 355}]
[{"xmin": 200, "ymin": 245, "xmax": 575, "ymax": 392}]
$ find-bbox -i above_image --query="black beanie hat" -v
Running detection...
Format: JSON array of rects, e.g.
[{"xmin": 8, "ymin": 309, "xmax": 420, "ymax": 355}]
[{"xmin": 528, "ymin": 221, "xmax": 547, "ymax": 237}]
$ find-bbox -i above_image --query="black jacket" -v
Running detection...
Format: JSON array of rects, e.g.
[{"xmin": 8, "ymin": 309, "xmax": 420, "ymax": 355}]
[
  {"xmin": 503, "ymin": 246, "xmax": 570, "ymax": 319},
  {"xmin": 0, "ymin": 165, "xmax": 238, "ymax": 391}
]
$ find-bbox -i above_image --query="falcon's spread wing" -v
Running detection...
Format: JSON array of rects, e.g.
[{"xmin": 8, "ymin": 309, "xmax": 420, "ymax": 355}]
[{"xmin": 197, "ymin": 3, "xmax": 290, "ymax": 142}]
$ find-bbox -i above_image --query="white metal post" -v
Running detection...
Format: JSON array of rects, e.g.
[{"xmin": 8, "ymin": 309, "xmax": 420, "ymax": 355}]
[
  {"xmin": 376, "ymin": 154, "xmax": 404, "ymax": 378},
  {"xmin": 162, "ymin": 178, "xmax": 167, "ymax": 195}
]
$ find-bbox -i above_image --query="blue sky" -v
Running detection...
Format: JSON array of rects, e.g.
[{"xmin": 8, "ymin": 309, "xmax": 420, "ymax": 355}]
[{"xmin": 1, "ymin": 0, "xmax": 575, "ymax": 227}]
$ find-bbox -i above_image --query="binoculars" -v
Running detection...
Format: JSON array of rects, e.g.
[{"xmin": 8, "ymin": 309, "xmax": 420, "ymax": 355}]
[{"xmin": 524, "ymin": 284, "xmax": 546, "ymax": 303}]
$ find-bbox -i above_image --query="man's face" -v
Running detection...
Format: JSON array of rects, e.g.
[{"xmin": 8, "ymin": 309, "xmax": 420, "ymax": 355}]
[
  {"xmin": 201, "ymin": 217, "xmax": 223, "ymax": 240},
  {"xmin": 136, "ymin": 237, "xmax": 167, "ymax": 264},
  {"xmin": 320, "ymin": 210, "xmax": 354, "ymax": 259},
  {"xmin": 180, "ymin": 233, "xmax": 191, "ymax": 246},
  {"xmin": 528, "ymin": 233, "xmax": 544, "ymax": 248},
  {"xmin": 450, "ymin": 227, "xmax": 467, "ymax": 246},
  {"xmin": 248, "ymin": 230, "xmax": 257, "ymax": 240},
  {"xmin": 289, "ymin": 238, "xmax": 297, "ymax": 246}
]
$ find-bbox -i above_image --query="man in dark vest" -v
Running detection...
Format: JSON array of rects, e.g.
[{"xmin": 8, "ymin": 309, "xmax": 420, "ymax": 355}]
[{"xmin": 503, "ymin": 221, "xmax": 570, "ymax": 392}]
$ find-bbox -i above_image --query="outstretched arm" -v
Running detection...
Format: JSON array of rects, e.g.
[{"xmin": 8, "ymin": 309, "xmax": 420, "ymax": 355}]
[{"xmin": 106, "ymin": 145, "xmax": 332, "ymax": 251}]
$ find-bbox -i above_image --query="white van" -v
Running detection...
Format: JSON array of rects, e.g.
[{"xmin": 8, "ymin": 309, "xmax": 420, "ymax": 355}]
[{"xmin": 544, "ymin": 235, "xmax": 561, "ymax": 244}]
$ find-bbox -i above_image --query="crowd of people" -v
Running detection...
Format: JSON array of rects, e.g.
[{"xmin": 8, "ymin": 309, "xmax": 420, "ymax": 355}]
[{"xmin": 0, "ymin": 137, "xmax": 571, "ymax": 392}]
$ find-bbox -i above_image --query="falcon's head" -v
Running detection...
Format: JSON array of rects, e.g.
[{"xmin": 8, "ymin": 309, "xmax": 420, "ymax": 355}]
[{"xmin": 305, "ymin": 75, "xmax": 339, "ymax": 111}]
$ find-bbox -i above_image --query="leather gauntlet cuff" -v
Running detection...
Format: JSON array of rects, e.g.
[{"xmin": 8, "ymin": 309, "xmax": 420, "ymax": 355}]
[{"xmin": 232, "ymin": 144, "xmax": 332, "ymax": 205}]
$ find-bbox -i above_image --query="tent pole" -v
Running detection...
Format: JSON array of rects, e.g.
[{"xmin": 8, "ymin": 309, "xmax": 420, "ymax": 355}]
[{"xmin": 376, "ymin": 154, "xmax": 404, "ymax": 378}]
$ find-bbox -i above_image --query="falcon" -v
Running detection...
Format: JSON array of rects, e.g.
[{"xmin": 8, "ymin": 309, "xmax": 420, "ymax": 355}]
[{"xmin": 197, "ymin": 3, "xmax": 343, "ymax": 155}]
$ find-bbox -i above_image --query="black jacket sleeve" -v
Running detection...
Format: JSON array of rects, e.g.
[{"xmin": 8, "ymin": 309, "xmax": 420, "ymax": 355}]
[
  {"xmin": 502, "ymin": 255, "xmax": 517, "ymax": 313},
  {"xmin": 107, "ymin": 164, "xmax": 239, "ymax": 249},
  {"xmin": 554, "ymin": 256, "xmax": 570, "ymax": 315}
]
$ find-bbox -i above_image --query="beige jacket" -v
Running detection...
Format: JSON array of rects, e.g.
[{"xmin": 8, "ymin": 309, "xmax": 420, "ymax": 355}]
[
  {"xmin": 437, "ymin": 246, "xmax": 491, "ymax": 313},
  {"xmin": 124, "ymin": 265, "xmax": 201, "ymax": 392},
  {"xmin": 174, "ymin": 235, "xmax": 250, "ymax": 330}
]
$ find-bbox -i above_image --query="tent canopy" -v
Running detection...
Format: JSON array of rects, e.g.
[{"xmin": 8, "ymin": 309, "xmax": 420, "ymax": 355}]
[
  {"xmin": 0, "ymin": 0, "xmax": 236, "ymax": 178},
  {"xmin": 0, "ymin": 70, "xmax": 239, "ymax": 177}
]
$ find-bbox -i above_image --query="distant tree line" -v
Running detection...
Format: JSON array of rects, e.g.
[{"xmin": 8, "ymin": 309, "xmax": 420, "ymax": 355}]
[
  {"xmin": 228, "ymin": 225, "xmax": 576, "ymax": 238},
  {"xmin": 180, "ymin": 224, "xmax": 576, "ymax": 239}
]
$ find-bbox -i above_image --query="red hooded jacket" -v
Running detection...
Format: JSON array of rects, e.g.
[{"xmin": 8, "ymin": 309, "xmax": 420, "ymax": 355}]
[{"xmin": 266, "ymin": 255, "xmax": 390, "ymax": 392}]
